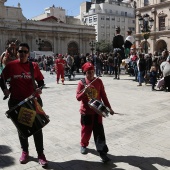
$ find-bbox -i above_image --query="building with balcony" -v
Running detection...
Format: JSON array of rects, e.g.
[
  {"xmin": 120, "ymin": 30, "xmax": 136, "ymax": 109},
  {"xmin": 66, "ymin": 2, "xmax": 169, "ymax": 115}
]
[
  {"xmin": 80, "ymin": 0, "xmax": 135, "ymax": 43},
  {"xmin": 135, "ymin": 0, "xmax": 170, "ymax": 54}
]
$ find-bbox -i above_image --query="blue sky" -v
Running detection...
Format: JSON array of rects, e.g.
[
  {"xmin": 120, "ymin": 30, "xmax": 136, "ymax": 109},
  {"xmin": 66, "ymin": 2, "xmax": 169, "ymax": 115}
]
[{"xmin": 5, "ymin": 0, "xmax": 89, "ymax": 19}]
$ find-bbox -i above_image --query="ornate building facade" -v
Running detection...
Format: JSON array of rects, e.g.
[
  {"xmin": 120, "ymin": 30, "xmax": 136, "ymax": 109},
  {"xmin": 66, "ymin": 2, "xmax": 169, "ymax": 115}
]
[
  {"xmin": 0, "ymin": 0, "xmax": 96, "ymax": 55},
  {"xmin": 135, "ymin": 0, "xmax": 170, "ymax": 54}
]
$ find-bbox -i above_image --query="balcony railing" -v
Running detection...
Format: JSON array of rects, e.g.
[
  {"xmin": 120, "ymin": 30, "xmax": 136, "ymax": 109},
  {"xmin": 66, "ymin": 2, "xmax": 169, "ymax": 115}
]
[
  {"xmin": 155, "ymin": 26, "xmax": 170, "ymax": 31},
  {"xmin": 83, "ymin": 10, "xmax": 134, "ymax": 18}
]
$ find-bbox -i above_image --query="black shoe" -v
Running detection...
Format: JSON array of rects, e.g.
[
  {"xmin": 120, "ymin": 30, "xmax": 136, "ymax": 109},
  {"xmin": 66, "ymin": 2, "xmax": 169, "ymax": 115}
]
[
  {"xmin": 114, "ymin": 77, "xmax": 117, "ymax": 79},
  {"xmin": 80, "ymin": 146, "xmax": 88, "ymax": 154},
  {"xmin": 100, "ymin": 153, "xmax": 111, "ymax": 163},
  {"xmin": 117, "ymin": 77, "xmax": 120, "ymax": 80}
]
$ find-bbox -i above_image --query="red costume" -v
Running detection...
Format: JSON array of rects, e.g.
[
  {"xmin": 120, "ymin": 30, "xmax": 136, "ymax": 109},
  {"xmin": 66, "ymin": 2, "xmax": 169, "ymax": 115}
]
[
  {"xmin": 2, "ymin": 59, "xmax": 43, "ymax": 100},
  {"xmin": 76, "ymin": 62, "xmax": 112, "ymax": 159},
  {"xmin": 55, "ymin": 54, "xmax": 66, "ymax": 84}
]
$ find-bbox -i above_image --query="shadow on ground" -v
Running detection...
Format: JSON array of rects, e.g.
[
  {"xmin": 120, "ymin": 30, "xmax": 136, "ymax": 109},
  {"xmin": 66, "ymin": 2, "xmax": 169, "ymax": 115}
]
[
  {"xmin": 0, "ymin": 145, "xmax": 15, "ymax": 168},
  {"xmin": 28, "ymin": 148, "xmax": 170, "ymax": 170}
]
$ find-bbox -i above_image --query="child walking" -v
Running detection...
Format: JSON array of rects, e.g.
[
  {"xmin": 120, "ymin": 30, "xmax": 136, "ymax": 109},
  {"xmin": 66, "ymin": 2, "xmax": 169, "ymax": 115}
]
[{"xmin": 149, "ymin": 66, "xmax": 157, "ymax": 91}]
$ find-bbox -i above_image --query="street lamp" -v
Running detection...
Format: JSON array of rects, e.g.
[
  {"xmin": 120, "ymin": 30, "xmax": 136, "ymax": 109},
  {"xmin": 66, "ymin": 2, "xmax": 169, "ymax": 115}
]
[
  {"xmin": 138, "ymin": 14, "xmax": 154, "ymax": 54},
  {"xmin": 36, "ymin": 38, "xmax": 44, "ymax": 51},
  {"xmin": 89, "ymin": 40, "xmax": 96, "ymax": 56}
]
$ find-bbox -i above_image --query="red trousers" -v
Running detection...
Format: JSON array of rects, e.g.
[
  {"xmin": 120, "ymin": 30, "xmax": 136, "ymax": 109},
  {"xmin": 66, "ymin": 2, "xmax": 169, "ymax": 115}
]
[
  {"xmin": 57, "ymin": 69, "xmax": 64, "ymax": 82},
  {"xmin": 80, "ymin": 114, "xmax": 108, "ymax": 153}
]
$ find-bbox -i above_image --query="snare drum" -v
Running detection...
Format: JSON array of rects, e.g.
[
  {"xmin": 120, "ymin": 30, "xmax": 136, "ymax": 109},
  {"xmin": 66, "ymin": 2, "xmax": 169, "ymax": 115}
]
[
  {"xmin": 6, "ymin": 96, "xmax": 50, "ymax": 138},
  {"xmin": 88, "ymin": 98, "xmax": 110, "ymax": 117}
]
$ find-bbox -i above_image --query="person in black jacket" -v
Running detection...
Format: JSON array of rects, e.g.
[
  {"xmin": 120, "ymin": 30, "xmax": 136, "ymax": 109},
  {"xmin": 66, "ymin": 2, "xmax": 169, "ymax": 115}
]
[
  {"xmin": 112, "ymin": 27, "xmax": 125, "ymax": 60},
  {"xmin": 149, "ymin": 66, "xmax": 157, "ymax": 91},
  {"xmin": 137, "ymin": 53, "xmax": 146, "ymax": 86}
]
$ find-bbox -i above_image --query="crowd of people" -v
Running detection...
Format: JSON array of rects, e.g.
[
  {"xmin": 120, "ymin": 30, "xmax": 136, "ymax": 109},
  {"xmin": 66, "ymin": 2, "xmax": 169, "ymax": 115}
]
[
  {"xmin": 27, "ymin": 47, "xmax": 170, "ymax": 92},
  {"xmin": 0, "ymin": 26, "xmax": 170, "ymax": 167},
  {"xmin": 126, "ymin": 48, "xmax": 170, "ymax": 91}
]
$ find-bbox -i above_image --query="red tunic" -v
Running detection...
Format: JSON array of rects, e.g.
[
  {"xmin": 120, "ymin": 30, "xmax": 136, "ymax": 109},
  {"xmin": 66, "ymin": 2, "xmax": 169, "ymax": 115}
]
[
  {"xmin": 2, "ymin": 60, "xmax": 44, "ymax": 100},
  {"xmin": 55, "ymin": 58, "xmax": 66, "ymax": 70},
  {"xmin": 76, "ymin": 77, "xmax": 111, "ymax": 115}
]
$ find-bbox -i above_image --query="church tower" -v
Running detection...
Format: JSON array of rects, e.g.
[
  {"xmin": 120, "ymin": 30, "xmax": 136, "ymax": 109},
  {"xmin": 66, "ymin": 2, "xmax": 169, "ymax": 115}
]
[{"xmin": 0, "ymin": 0, "xmax": 7, "ymax": 6}]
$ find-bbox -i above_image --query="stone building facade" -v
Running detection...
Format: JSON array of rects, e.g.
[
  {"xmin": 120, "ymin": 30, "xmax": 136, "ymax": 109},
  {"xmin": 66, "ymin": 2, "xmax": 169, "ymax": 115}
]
[
  {"xmin": 0, "ymin": 0, "xmax": 96, "ymax": 56},
  {"xmin": 135, "ymin": 0, "xmax": 170, "ymax": 54}
]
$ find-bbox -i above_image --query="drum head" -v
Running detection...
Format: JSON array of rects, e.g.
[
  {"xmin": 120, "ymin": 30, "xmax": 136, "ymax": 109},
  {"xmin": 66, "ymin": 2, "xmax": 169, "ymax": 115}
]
[{"xmin": 88, "ymin": 99, "xmax": 109, "ymax": 117}]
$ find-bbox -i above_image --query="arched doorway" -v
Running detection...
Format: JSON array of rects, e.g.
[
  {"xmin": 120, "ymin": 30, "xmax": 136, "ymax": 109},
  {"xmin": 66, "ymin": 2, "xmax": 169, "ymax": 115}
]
[
  {"xmin": 155, "ymin": 40, "xmax": 167, "ymax": 53},
  {"xmin": 67, "ymin": 41, "xmax": 79, "ymax": 55},
  {"xmin": 41, "ymin": 41, "xmax": 52, "ymax": 51}
]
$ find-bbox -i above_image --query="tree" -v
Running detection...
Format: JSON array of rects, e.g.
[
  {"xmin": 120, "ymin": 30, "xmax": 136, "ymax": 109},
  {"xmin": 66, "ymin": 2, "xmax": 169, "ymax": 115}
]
[{"xmin": 95, "ymin": 40, "xmax": 112, "ymax": 53}]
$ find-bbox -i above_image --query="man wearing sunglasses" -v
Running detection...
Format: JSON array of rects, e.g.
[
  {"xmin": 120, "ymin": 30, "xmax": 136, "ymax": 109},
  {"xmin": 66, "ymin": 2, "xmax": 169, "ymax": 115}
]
[{"xmin": 0, "ymin": 43, "xmax": 48, "ymax": 166}]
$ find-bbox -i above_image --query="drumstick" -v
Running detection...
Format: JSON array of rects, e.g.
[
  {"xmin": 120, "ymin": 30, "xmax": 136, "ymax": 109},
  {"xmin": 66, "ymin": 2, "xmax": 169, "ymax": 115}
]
[
  {"xmin": 78, "ymin": 77, "xmax": 99, "ymax": 94},
  {"xmin": 113, "ymin": 112, "xmax": 124, "ymax": 115}
]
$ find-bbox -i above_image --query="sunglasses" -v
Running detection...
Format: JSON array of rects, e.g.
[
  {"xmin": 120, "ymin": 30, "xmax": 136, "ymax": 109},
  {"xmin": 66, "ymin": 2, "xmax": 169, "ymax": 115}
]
[{"xmin": 18, "ymin": 50, "xmax": 29, "ymax": 54}]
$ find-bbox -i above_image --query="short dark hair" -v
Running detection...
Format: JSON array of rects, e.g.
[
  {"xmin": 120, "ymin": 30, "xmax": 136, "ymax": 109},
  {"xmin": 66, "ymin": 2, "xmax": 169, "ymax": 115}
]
[
  {"xmin": 127, "ymin": 30, "xmax": 132, "ymax": 34},
  {"xmin": 115, "ymin": 26, "xmax": 120, "ymax": 32},
  {"xmin": 19, "ymin": 43, "xmax": 30, "ymax": 51}
]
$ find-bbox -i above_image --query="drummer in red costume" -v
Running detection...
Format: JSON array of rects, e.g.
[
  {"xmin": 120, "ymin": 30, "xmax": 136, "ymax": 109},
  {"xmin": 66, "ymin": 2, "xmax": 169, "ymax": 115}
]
[
  {"xmin": 0, "ymin": 43, "xmax": 48, "ymax": 166},
  {"xmin": 76, "ymin": 62, "xmax": 115, "ymax": 163},
  {"xmin": 55, "ymin": 54, "xmax": 66, "ymax": 85}
]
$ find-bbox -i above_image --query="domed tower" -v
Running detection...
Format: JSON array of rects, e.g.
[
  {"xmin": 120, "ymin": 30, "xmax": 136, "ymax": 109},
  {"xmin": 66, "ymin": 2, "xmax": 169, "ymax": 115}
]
[{"xmin": 0, "ymin": 0, "xmax": 7, "ymax": 6}]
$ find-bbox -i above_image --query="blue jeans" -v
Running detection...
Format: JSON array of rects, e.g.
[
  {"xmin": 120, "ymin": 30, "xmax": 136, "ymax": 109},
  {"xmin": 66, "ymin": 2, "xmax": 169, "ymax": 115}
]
[
  {"xmin": 138, "ymin": 71, "xmax": 144, "ymax": 84},
  {"xmin": 108, "ymin": 65, "xmax": 114, "ymax": 74},
  {"xmin": 134, "ymin": 66, "xmax": 138, "ymax": 81},
  {"xmin": 95, "ymin": 65, "xmax": 102, "ymax": 76}
]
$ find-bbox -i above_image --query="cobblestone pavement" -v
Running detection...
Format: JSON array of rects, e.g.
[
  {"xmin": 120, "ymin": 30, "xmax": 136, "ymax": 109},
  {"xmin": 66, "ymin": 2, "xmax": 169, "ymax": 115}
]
[{"xmin": 0, "ymin": 71, "xmax": 170, "ymax": 170}]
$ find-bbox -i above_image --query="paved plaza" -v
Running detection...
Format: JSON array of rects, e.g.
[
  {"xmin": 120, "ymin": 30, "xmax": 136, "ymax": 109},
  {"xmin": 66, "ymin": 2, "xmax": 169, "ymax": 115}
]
[{"xmin": 0, "ymin": 71, "xmax": 170, "ymax": 170}]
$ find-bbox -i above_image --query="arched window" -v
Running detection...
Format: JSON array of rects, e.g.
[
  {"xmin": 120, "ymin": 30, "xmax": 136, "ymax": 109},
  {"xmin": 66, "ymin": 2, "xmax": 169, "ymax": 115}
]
[
  {"xmin": 155, "ymin": 40, "xmax": 167, "ymax": 53},
  {"xmin": 67, "ymin": 41, "xmax": 79, "ymax": 55}
]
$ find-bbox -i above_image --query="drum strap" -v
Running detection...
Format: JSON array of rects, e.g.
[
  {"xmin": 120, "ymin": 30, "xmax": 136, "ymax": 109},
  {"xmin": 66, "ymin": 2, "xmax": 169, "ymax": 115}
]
[
  {"xmin": 81, "ymin": 78, "xmax": 86, "ymax": 87},
  {"xmin": 29, "ymin": 62, "xmax": 37, "ymax": 91}
]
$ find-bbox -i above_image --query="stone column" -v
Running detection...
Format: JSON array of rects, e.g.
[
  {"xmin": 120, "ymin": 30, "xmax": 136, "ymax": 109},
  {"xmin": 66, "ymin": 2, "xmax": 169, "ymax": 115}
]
[{"xmin": 151, "ymin": 8, "xmax": 157, "ymax": 52}]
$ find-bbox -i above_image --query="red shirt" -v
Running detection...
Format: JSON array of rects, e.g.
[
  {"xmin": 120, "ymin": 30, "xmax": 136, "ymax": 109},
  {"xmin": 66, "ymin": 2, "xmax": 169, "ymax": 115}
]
[
  {"xmin": 76, "ymin": 77, "xmax": 111, "ymax": 115},
  {"xmin": 2, "ymin": 60, "xmax": 44, "ymax": 100},
  {"xmin": 55, "ymin": 58, "xmax": 66, "ymax": 70}
]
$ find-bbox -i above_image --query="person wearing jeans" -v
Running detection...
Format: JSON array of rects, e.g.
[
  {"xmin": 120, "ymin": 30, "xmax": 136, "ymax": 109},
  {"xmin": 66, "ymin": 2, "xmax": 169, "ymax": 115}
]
[{"xmin": 137, "ymin": 53, "xmax": 146, "ymax": 86}]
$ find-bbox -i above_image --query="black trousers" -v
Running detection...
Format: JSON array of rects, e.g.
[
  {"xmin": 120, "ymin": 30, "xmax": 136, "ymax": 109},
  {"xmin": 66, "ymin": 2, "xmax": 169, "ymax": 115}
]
[
  {"xmin": 164, "ymin": 75, "xmax": 170, "ymax": 92},
  {"xmin": 114, "ymin": 66, "xmax": 120, "ymax": 78},
  {"xmin": 8, "ymin": 97, "xmax": 44, "ymax": 155},
  {"xmin": 81, "ymin": 114, "xmax": 108, "ymax": 154}
]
